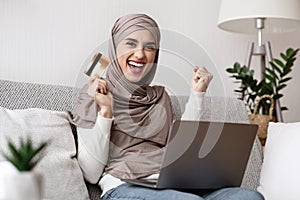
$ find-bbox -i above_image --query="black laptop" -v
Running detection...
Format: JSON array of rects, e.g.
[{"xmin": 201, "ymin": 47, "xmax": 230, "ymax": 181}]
[{"xmin": 122, "ymin": 120, "xmax": 258, "ymax": 189}]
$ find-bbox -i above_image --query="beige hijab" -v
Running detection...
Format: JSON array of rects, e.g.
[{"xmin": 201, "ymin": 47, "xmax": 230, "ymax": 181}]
[{"xmin": 72, "ymin": 14, "xmax": 173, "ymax": 179}]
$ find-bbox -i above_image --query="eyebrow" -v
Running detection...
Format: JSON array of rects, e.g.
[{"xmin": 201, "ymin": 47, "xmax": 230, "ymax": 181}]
[
  {"xmin": 125, "ymin": 38, "xmax": 138, "ymax": 43},
  {"xmin": 125, "ymin": 38, "xmax": 156, "ymax": 46}
]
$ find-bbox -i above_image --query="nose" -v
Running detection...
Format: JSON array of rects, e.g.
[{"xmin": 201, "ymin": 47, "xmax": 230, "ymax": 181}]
[{"xmin": 133, "ymin": 47, "xmax": 145, "ymax": 59}]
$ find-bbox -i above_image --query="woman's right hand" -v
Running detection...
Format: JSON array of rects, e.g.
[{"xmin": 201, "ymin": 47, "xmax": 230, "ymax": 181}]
[{"xmin": 87, "ymin": 76, "xmax": 113, "ymax": 118}]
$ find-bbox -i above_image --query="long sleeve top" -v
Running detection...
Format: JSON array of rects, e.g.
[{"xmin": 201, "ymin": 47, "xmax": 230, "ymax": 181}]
[{"xmin": 77, "ymin": 91, "xmax": 205, "ymax": 196}]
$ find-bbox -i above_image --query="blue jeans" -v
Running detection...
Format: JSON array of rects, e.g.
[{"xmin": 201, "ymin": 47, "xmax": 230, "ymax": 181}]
[{"xmin": 102, "ymin": 183, "xmax": 264, "ymax": 200}]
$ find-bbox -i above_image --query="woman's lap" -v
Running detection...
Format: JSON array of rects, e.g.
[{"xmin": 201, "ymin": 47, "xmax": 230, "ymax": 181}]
[{"xmin": 102, "ymin": 183, "xmax": 264, "ymax": 200}]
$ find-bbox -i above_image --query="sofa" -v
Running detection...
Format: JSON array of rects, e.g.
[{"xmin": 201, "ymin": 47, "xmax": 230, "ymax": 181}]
[{"xmin": 0, "ymin": 79, "xmax": 263, "ymax": 200}]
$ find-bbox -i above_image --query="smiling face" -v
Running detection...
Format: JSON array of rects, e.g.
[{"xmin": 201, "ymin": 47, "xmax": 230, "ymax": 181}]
[{"xmin": 116, "ymin": 29, "xmax": 157, "ymax": 83}]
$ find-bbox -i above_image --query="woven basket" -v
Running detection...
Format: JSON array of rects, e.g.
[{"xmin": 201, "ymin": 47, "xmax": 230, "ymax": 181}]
[{"xmin": 248, "ymin": 94, "xmax": 276, "ymax": 146}]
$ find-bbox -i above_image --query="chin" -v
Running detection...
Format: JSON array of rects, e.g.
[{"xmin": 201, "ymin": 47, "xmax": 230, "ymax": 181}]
[{"xmin": 126, "ymin": 76, "xmax": 142, "ymax": 83}]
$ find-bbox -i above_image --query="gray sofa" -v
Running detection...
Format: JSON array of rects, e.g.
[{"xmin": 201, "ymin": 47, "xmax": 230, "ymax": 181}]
[{"xmin": 0, "ymin": 79, "xmax": 263, "ymax": 200}]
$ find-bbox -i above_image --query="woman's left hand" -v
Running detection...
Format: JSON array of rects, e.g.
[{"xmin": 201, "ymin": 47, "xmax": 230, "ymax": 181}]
[{"xmin": 191, "ymin": 66, "xmax": 213, "ymax": 93}]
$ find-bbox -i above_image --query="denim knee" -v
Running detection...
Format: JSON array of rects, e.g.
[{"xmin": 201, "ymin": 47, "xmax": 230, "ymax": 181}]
[{"xmin": 204, "ymin": 187, "xmax": 265, "ymax": 200}]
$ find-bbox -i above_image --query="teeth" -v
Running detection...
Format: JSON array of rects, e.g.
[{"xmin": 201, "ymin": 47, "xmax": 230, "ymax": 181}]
[{"xmin": 128, "ymin": 61, "xmax": 144, "ymax": 68}]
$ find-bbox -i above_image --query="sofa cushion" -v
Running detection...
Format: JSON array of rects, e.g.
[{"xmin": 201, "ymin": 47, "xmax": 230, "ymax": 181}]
[
  {"xmin": 0, "ymin": 107, "xmax": 89, "ymax": 200},
  {"xmin": 257, "ymin": 122, "xmax": 300, "ymax": 200}
]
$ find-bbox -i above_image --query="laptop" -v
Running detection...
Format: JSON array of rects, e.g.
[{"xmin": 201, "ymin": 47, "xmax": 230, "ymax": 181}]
[{"xmin": 122, "ymin": 120, "xmax": 258, "ymax": 190}]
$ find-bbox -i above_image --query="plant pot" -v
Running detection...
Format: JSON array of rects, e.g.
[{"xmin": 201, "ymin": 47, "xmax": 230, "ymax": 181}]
[{"xmin": 4, "ymin": 171, "xmax": 43, "ymax": 200}]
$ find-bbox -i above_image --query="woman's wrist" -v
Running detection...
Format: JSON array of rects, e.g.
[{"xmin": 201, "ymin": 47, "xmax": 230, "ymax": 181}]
[{"xmin": 99, "ymin": 107, "xmax": 112, "ymax": 118}]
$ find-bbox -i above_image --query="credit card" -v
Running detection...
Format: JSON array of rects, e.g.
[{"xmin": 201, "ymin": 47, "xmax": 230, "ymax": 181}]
[{"xmin": 84, "ymin": 52, "xmax": 110, "ymax": 77}]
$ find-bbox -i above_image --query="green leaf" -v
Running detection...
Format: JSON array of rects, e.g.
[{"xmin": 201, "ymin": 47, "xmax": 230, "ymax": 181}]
[
  {"xmin": 234, "ymin": 89, "xmax": 244, "ymax": 93},
  {"xmin": 233, "ymin": 62, "xmax": 241, "ymax": 71},
  {"xmin": 286, "ymin": 48, "xmax": 295, "ymax": 57},
  {"xmin": 290, "ymin": 57, "xmax": 297, "ymax": 65},
  {"xmin": 273, "ymin": 94, "xmax": 283, "ymax": 99},
  {"xmin": 242, "ymin": 66, "xmax": 249, "ymax": 74},
  {"xmin": 281, "ymin": 68, "xmax": 292, "ymax": 77},
  {"xmin": 269, "ymin": 62, "xmax": 282, "ymax": 74},
  {"xmin": 8, "ymin": 142, "xmax": 20, "ymax": 158},
  {"xmin": 273, "ymin": 58, "xmax": 285, "ymax": 68},
  {"xmin": 258, "ymin": 82, "xmax": 273, "ymax": 96},
  {"xmin": 280, "ymin": 53, "xmax": 288, "ymax": 61},
  {"xmin": 277, "ymin": 84, "xmax": 287, "ymax": 91},
  {"xmin": 258, "ymin": 89, "xmax": 267, "ymax": 97},
  {"xmin": 295, "ymin": 48, "xmax": 300, "ymax": 55},
  {"xmin": 265, "ymin": 68, "xmax": 279, "ymax": 79},
  {"xmin": 279, "ymin": 77, "xmax": 292, "ymax": 84},
  {"xmin": 226, "ymin": 68, "xmax": 236, "ymax": 73},
  {"xmin": 284, "ymin": 62, "xmax": 292, "ymax": 70},
  {"xmin": 264, "ymin": 73, "xmax": 275, "ymax": 83},
  {"xmin": 281, "ymin": 106, "xmax": 288, "ymax": 111}
]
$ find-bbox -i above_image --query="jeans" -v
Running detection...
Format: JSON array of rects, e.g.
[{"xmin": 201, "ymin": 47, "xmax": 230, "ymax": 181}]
[{"xmin": 102, "ymin": 183, "xmax": 265, "ymax": 200}]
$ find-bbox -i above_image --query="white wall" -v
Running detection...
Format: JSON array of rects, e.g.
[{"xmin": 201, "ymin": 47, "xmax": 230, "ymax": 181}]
[{"xmin": 1, "ymin": 0, "xmax": 299, "ymax": 122}]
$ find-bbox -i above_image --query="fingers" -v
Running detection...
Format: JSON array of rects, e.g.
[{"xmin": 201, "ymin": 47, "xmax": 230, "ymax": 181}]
[
  {"xmin": 194, "ymin": 66, "xmax": 213, "ymax": 81},
  {"xmin": 193, "ymin": 66, "xmax": 198, "ymax": 73},
  {"xmin": 192, "ymin": 66, "xmax": 213, "ymax": 92},
  {"xmin": 88, "ymin": 75, "xmax": 100, "ymax": 86},
  {"xmin": 87, "ymin": 77, "xmax": 108, "ymax": 98},
  {"xmin": 97, "ymin": 80, "xmax": 108, "ymax": 94},
  {"xmin": 195, "ymin": 66, "xmax": 210, "ymax": 75}
]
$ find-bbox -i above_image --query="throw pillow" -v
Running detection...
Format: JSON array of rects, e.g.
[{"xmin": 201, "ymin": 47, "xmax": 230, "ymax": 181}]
[
  {"xmin": 257, "ymin": 122, "xmax": 300, "ymax": 200},
  {"xmin": 0, "ymin": 107, "xmax": 89, "ymax": 200}
]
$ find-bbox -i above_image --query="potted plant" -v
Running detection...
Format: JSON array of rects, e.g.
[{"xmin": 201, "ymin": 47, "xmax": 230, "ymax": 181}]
[
  {"xmin": 1, "ymin": 137, "xmax": 48, "ymax": 200},
  {"xmin": 226, "ymin": 48, "xmax": 299, "ymax": 118},
  {"xmin": 226, "ymin": 48, "xmax": 299, "ymax": 145}
]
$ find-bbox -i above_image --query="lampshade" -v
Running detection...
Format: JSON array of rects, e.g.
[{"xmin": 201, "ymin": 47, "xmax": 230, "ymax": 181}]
[{"xmin": 218, "ymin": 0, "xmax": 300, "ymax": 34}]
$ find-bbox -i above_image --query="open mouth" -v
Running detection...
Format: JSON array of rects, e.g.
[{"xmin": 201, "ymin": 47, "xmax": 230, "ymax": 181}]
[{"xmin": 127, "ymin": 60, "xmax": 146, "ymax": 74}]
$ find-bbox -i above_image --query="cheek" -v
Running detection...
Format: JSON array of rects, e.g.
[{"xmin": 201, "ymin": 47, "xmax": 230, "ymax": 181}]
[
  {"xmin": 117, "ymin": 55, "xmax": 127, "ymax": 74},
  {"xmin": 146, "ymin": 52, "xmax": 157, "ymax": 63},
  {"xmin": 116, "ymin": 46, "xmax": 129, "ymax": 73},
  {"xmin": 144, "ymin": 52, "xmax": 157, "ymax": 73}
]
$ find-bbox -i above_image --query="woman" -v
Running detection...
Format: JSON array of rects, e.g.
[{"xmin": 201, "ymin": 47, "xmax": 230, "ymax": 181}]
[{"xmin": 72, "ymin": 13, "xmax": 264, "ymax": 200}]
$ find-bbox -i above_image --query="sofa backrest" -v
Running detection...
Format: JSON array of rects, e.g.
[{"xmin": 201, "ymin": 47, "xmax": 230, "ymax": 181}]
[
  {"xmin": 170, "ymin": 96, "xmax": 250, "ymax": 124},
  {"xmin": 0, "ymin": 79, "xmax": 79, "ymax": 111},
  {"xmin": 0, "ymin": 79, "xmax": 249, "ymax": 124}
]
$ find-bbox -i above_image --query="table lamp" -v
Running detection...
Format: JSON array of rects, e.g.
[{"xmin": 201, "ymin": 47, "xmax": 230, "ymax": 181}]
[{"xmin": 217, "ymin": 0, "xmax": 300, "ymax": 122}]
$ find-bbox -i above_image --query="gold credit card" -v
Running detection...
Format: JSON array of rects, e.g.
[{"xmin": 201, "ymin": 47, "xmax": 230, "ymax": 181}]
[{"xmin": 84, "ymin": 52, "xmax": 110, "ymax": 77}]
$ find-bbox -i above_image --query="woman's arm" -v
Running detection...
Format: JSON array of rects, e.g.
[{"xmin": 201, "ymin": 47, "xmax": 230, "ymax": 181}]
[
  {"xmin": 181, "ymin": 66, "xmax": 212, "ymax": 120},
  {"xmin": 77, "ymin": 114, "xmax": 113, "ymax": 184},
  {"xmin": 181, "ymin": 91, "xmax": 205, "ymax": 121},
  {"xmin": 76, "ymin": 76, "xmax": 113, "ymax": 184}
]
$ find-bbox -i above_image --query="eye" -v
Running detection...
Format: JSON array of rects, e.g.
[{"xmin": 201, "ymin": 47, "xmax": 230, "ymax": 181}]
[
  {"xmin": 126, "ymin": 41, "xmax": 136, "ymax": 47},
  {"xmin": 144, "ymin": 44, "xmax": 156, "ymax": 51}
]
